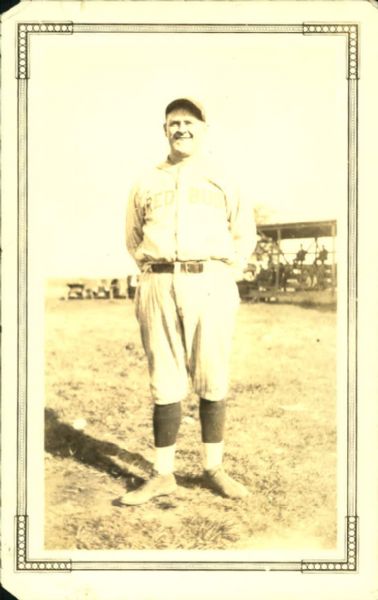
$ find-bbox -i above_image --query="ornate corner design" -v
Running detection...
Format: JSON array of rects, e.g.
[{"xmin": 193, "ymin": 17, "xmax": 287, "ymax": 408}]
[
  {"xmin": 17, "ymin": 26, "xmax": 29, "ymax": 80},
  {"xmin": 303, "ymin": 23, "xmax": 359, "ymax": 80},
  {"xmin": 16, "ymin": 23, "xmax": 73, "ymax": 79},
  {"xmin": 16, "ymin": 516, "xmax": 71, "ymax": 572},
  {"xmin": 301, "ymin": 516, "xmax": 358, "ymax": 573}
]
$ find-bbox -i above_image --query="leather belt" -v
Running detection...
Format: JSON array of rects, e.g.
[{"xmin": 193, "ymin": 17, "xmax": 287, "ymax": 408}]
[{"xmin": 149, "ymin": 262, "xmax": 205, "ymax": 274}]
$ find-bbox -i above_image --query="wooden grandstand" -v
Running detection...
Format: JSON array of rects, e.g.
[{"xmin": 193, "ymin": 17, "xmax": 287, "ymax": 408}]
[{"xmin": 238, "ymin": 219, "xmax": 337, "ymax": 300}]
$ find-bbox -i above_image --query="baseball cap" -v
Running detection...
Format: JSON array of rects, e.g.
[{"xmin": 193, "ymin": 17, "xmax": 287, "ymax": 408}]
[{"xmin": 165, "ymin": 97, "xmax": 206, "ymax": 122}]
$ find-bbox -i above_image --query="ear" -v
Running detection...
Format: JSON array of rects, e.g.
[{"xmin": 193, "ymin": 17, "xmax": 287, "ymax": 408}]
[{"xmin": 163, "ymin": 122, "xmax": 168, "ymax": 137}]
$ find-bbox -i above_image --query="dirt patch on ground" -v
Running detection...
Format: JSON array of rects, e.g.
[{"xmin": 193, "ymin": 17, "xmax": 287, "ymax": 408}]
[{"xmin": 45, "ymin": 295, "xmax": 337, "ymax": 551}]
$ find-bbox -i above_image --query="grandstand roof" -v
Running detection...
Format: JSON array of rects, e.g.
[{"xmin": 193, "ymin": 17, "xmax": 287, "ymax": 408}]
[{"xmin": 257, "ymin": 219, "xmax": 337, "ymax": 241}]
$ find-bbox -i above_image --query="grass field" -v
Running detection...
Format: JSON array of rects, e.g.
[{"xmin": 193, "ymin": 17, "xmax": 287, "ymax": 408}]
[{"xmin": 44, "ymin": 291, "xmax": 337, "ymax": 551}]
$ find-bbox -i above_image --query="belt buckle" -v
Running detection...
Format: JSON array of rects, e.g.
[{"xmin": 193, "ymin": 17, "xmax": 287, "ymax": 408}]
[
  {"xmin": 173, "ymin": 262, "xmax": 187, "ymax": 273},
  {"xmin": 173, "ymin": 261, "xmax": 205, "ymax": 273},
  {"xmin": 182, "ymin": 261, "xmax": 203, "ymax": 273}
]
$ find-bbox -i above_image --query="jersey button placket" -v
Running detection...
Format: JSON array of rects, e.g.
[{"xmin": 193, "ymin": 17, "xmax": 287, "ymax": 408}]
[
  {"xmin": 173, "ymin": 165, "xmax": 188, "ymax": 317},
  {"xmin": 175, "ymin": 165, "xmax": 188, "ymax": 263}
]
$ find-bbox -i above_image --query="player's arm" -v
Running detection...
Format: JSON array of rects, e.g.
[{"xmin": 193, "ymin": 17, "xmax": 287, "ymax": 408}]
[
  {"xmin": 125, "ymin": 184, "xmax": 144, "ymax": 265},
  {"xmin": 228, "ymin": 187, "xmax": 257, "ymax": 281}
]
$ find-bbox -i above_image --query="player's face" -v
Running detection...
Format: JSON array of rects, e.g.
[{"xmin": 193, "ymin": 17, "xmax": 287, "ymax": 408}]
[{"xmin": 164, "ymin": 109, "xmax": 206, "ymax": 159}]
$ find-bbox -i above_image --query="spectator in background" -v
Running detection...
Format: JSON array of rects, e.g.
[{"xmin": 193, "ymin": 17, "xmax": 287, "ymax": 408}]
[
  {"xmin": 296, "ymin": 244, "xmax": 307, "ymax": 265},
  {"xmin": 318, "ymin": 245, "xmax": 328, "ymax": 264}
]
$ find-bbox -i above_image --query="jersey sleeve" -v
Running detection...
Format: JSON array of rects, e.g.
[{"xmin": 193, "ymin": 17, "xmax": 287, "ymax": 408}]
[
  {"xmin": 227, "ymin": 186, "xmax": 258, "ymax": 281},
  {"xmin": 125, "ymin": 183, "xmax": 145, "ymax": 268}
]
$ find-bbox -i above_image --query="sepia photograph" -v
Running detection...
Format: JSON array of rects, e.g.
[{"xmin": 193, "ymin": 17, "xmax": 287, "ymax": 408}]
[
  {"xmin": 39, "ymin": 20, "xmax": 345, "ymax": 558},
  {"xmin": 1, "ymin": 1, "xmax": 378, "ymax": 599}
]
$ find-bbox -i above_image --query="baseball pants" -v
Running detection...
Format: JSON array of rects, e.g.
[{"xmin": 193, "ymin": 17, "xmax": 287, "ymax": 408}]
[{"xmin": 135, "ymin": 261, "xmax": 240, "ymax": 405}]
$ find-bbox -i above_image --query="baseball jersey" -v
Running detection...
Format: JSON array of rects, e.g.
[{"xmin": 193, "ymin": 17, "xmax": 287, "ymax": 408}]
[{"xmin": 126, "ymin": 157, "xmax": 257, "ymax": 278}]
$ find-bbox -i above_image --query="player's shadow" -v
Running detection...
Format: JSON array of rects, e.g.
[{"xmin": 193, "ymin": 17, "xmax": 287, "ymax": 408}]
[
  {"xmin": 45, "ymin": 408, "xmax": 201, "ymax": 493},
  {"xmin": 45, "ymin": 408, "xmax": 151, "ymax": 489}
]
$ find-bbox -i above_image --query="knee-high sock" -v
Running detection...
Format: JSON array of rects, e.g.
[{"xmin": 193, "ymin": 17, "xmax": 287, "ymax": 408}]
[
  {"xmin": 199, "ymin": 398, "xmax": 226, "ymax": 443},
  {"xmin": 153, "ymin": 402, "xmax": 181, "ymax": 475},
  {"xmin": 199, "ymin": 398, "xmax": 226, "ymax": 470},
  {"xmin": 153, "ymin": 402, "xmax": 182, "ymax": 447}
]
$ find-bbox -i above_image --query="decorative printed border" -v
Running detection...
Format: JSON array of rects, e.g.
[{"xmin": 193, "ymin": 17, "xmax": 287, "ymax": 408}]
[
  {"xmin": 15, "ymin": 21, "xmax": 359, "ymax": 572},
  {"xmin": 15, "ymin": 516, "xmax": 71, "ymax": 572}
]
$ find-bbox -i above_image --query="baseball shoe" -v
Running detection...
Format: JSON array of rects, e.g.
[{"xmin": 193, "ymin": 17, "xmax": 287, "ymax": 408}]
[
  {"xmin": 203, "ymin": 466, "xmax": 249, "ymax": 499},
  {"xmin": 118, "ymin": 472, "xmax": 177, "ymax": 506}
]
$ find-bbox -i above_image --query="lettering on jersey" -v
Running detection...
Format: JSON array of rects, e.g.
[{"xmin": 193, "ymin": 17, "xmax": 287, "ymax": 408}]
[
  {"xmin": 188, "ymin": 187, "xmax": 225, "ymax": 210},
  {"xmin": 144, "ymin": 186, "xmax": 226, "ymax": 216},
  {"xmin": 145, "ymin": 190, "xmax": 175, "ymax": 214}
]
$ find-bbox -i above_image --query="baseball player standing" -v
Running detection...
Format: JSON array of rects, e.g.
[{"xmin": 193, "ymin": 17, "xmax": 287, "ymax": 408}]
[{"xmin": 121, "ymin": 98, "xmax": 257, "ymax": 505}]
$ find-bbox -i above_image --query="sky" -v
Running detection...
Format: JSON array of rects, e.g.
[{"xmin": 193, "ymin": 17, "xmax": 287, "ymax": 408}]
[{"xmin": 27, "ymin": 30, "xmax": 348, "ymax": 277}]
